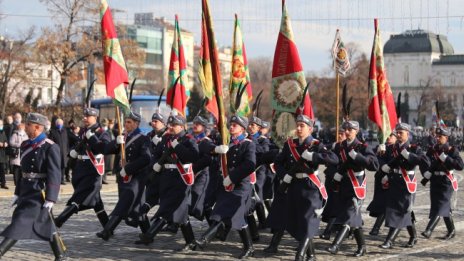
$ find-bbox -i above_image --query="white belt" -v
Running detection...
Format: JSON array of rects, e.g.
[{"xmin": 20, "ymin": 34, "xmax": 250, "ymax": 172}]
[
  {"xmin": 393, "ymin": 169, "xmax": 415, "ymax": 175},
  {"xmin": 434, "ymin": 170, "xmax": 453, "ymax": 176},
  {"xmin": 164, "ymin": 164, "xmax": 191, "ymax": 169},
  {"xmin": 295, "ymin": 171, "xmax": 319, "ymax": 179},
  {"xmin": 77, "ymin": 154, "xmax": 103, "ymax": 160},
  {"xmin": 351, "ymin": 171, "xmax": 365, "ymax": 177}
]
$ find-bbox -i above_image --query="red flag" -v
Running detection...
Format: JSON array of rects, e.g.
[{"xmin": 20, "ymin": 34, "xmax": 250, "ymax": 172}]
[
  {"xmin": 368, "ymin": 19, "xmax": 398, "ymax": 143},
  {"xmin": 100, "ymin": 0, "xmax": 130, "ymax": 113}
]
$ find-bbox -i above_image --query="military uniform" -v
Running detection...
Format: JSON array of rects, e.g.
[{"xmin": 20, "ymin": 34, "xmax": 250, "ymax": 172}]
[
  {"xmin": 327, "ymin": 121, "xmax": 379, "ymax": 257},
  {"xmin": 421, "ymin": 126, "xmax": 463, "ymax": 240},
  {"xmin": 54, "ymin": 108, "xmax": 111, "ymax": 229},
  {"xmin": 96, "ymin": 112, "xmax": 151, "ymax": 241},
  {"xmin": 0, "ymin": 113, "xmax": 66, "ymax": 260},
  {"xmin": 379, "ymin": 123, "xmax": 430, "ymax": 249}
]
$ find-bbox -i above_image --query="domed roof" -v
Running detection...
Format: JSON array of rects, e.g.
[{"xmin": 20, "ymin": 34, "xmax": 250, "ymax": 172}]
[{"xmin": 384, "ymin": 29, "xmax": 454, "ymax": 55}]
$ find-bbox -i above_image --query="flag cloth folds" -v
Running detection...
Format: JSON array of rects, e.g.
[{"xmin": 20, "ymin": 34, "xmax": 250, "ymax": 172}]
[
  {"xmin": 229, "ymin": 14, "xmax": 252, "ymax": 117},
  {"xmin": 166, "ymin": 15, "xmax": 189, "ymax": 116},
  {"xmin": 368, "ymin": 19, "xmax": 398, "ymax": 144},
  {"xmin": 100, "ymin": 0, "xmax": 130, "ymax": 114},
  {"xmin": 332, "ymin": 29, "xmax": 351, "ymax": 76},
  {"xmin": 200, "ymin": 0, "xmax": 228, "ymax": 145}
]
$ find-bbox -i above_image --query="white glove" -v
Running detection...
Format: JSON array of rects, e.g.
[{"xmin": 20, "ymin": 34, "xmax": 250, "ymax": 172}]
[
  {"xmin": 70, "ymin": 149, "xmax": 78, "ymax": 159},
  {"xmin": 381, "ymin": 175, "xmax": 389, "ymax": 184},
  {"xmin": 116, "ymin": 135, "xmax": 125, "ymax": 145},
  {"xmin": 153, "ymin": 163, "xmax": 162, "ymax": 172},
  {"xmin": 120, "ymin": 167, "xmax": 127, "ymax": 178},
  {"xmin": 333, "ymin": 173, "xmax": 343, "ymax": 182},
  {"xmin": 152, "ymin": 135, "xmax": 162, "ymax": 146},
  {"xmin": 10, "ymin": 195, "xmax": 18, "ymax": 207},
  {"xmin": 377, "ymin": 144, "xmax": 386, "ymax": 153},
  {"xmin": 283, "ymin": 174, "xmax": 293, "ymax": 183},
  {"xmin": 85, "ymin": 129, "xmax": 94, "ymax": 139},
  {"xmin": 171, "ymin": 139, "xmax": 179, "ymax": 148},
  {"xmin": 43, "ymin": 201, "xmax": 54, "ymax": 211},
  {"xmin": 423, "ymin": 171, "xmax": 432, "ymax": 180},
  {"xmin": 401, "ymin": 149, "xmax": 410, "ymax": 159},
  {"xmin": 439, "ymin": 152, "xmax": 448, "ymax": 162},
  {"xmin": 223, "ymin": 176, "xmax": 232, "ymax": 187},
  {"xmin": 381, "ymin": 164, "xmax": 391, "ymax": 173},
  {"xmin": 302, "ymin": 150, "xmax": 314, "ymax": 161},
  {"xmin": 314, "ymin": 208, "xmax": 323, "ymax": 218},
  {"xmin": 349, "ymin": 149, "xmax": 357, "ymax": 160},
  {"xmin": 214, "ymin": 145, "xmax": 229, "ymax": 154},
  {"xmin": 3, "ymin": 142, "xmax": 7, "ymax": 147}
]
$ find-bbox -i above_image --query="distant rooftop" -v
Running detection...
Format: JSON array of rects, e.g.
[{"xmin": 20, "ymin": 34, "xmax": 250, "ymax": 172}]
[
  {"xmin": 432, "ymin": 54, "xmax": 464, "ymax": 65},
  {"xmin": 384, "ymin": 29, "xmax": 454, "ymax": 55},
  {"xmin": 134, "ymin": 13, "xmax": 192, "ymax": 34}
]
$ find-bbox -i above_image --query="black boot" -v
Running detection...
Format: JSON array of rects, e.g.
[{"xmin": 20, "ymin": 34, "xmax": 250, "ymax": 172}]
[
  {"xmin": 179, "ymin": 221, "xmax": 197, "ymax": 252},
  {"xmin": 215, "ymin": 223, "xmax": 231, "ymax": 242},
  {"xmin": 421, "ymin": 216, "xmax": 440, "ymax": 239},
  {"xmin": 246, "ymin": 215, "xmax": 260, "ymax": 242},
  {"xmin": 49, "ymin": 234, "xmax": 67, "ymax": 261},
  {"xmin": 264, "ymin": 199, "xmax": 273, "ymax": 213},
  {"xmin": 196, "ymin": 221, "xmax": 223, "ymax": 249},
  {"xmin": 441, "ymin": 216, "xmax": 456, "ymax": 240},
  {"xmin": 379, "ymin": 228, "xmax": 400, "ymax": 249},
  {"xmin": 403, "ymin": 224, "xmax": 417, "ymax": 248},
  {"xmin": 295, "ymin": 238, "xmax": 311, "ymax": 261},
  {"xmin": 320, "ymin": 217, "xmax": 336, "ymax": 240},
  {"xmin": 135, "ymin": 218, "xmax": 167, "ymax": 245},
  {"xmin": 96, "ymin": 215, "xmax": 122, "ymax": 241},
  {"xmin": 306, "ymin": 238, "xmax": 316, "ymax": 261},
  {"xmin": 369, "ymin": 214, "xmax": 385, "ymax": 236},
  {"xmin": 353, "ymin": 228, "xmax": 366, "ymax": 257},
  {"xmin": 0, "ymin": 238, "xmax": 17, "ymax": 257},
  {"xmin": 326, "ymin": 225, "xmax": 350, "ymax": 254},
  {"xmin": 263, "ymin": 230, "xmax": 284, "ymax": 254},
  {"xmin": 238, "ymin": 227, "xmax": 255, "ymax": 259},
  {"xmin": 139, "ymin": 214, "xmax": 150, "ymax": 234},
  {"xmin": 54, "ymin": 203, "xmax": 78, "ymax": 228},
  {"xmin": 255, "ymin": 204, "xmax": 267, "ymax": 229},
  {"xmin": 161, "ymin": 222, "xmax": 179, "ymax": 234},
  {"xmin": 95, "ymin": 209, "xmax": 109, "ymax": 229}
]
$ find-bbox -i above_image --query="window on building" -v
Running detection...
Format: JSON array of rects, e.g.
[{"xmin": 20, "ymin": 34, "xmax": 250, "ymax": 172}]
[
  {"xmin": 146, "ymin": 53, "xmax": 163, "ymax": 65},
  {"xmin": 47, "ymin": 70, "xmax": 53, "ymax": 78}
]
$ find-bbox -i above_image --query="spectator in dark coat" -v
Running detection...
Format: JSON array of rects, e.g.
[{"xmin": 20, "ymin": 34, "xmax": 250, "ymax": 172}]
[
  {"xmin": 48, "ymin": 118, "xmax": 70, "ymax": 185},
  {"xmin": 65, "ymin": 119, "xmax": 79, "ymax": 182},
  {"xmin": 0, "ymin": 120, "xmax": 9, "ymax": 189}
]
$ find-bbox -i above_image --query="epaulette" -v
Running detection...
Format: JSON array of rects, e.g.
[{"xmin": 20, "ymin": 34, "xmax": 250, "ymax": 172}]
[
  {"xmin": 185, "ymin": 134, "xmax": 194, "ymax": 139},
  {"xmin": 243, "ymin": 138, "xmax": 252, "ymax": 143},
  {"xmin": 311, "ymin": 139, "xmax": 320, "ymax": 146},
  {"xmin": 259, "ymin": 135, "xmax": 268, "ymax": 139},
  {"xmin": 45, "ymin": 138, "xmax": 55, "ymax": 144},
  {"xmin": 95, "ymin": 127, "xmax": 104, "ymax": 135}
]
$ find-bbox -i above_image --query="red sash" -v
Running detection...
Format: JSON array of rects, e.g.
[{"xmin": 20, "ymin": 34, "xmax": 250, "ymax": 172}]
[
  {"xmin": 393, "ymin": 149, "xmax": 417, "ymax": 193},
  {"xmin": 86, "ymin": 150, "xmax": 105, "ymax": 176},
  {"xmin": 168, "ymin": 140, "xmax": 194, "ymax": 186},
  {"xmin": 287, "ymin": 139, "xmax": 328, "ymax": 200},
  {"xmin": 433, "ymin": 152, "xmax": 458, "ymax": 191},
  {"xmin": 340, "ymin": 148, "xmax": 366, "ymax": 199}
]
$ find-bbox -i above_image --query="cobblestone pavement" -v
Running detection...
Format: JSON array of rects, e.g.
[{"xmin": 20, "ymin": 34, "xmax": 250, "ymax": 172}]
[{"xmin": 1, "ymin": 164, "xmax": 464, "ymax": 260}]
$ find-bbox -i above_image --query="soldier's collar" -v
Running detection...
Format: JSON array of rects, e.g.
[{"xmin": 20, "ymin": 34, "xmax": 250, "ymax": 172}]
[
  {"xmin": 127, "ymin": 128, "xmax": 141, "ymax": 137},
  {"xmin": 251, "ymin": 132, "xmax": 260, "ymax": 140},
  {"xmin": 28, "ymin": 132, "xmax": 47, "ymax": 145},
  {"xmin": 298, "ymin": 135, "xmax": 313, "ymax": 145},
  {"xmin": 231, "ymin": 133, "xmax": 246, "ymax": 144},
  {"xmin": 194, "ymin": 132, "xmax": 206, "ymax": 141}
]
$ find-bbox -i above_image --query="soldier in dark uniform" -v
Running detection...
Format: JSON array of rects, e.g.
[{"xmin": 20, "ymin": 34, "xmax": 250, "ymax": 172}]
[
  {"xmin": 136, "ymin": 113, "xmax": 198, "ymax": 252},
  {"xmin": 54, "ymin": 108, "xmax": 111, "ymax": 229},
  {"xmin": 260, "ymin": 121, "xmax": 277, "ymax": 212},
  {"xmin": 138, "ymin": 111, "xmax": 167, "ymax": 233},
  {"xmin": 378, "ymin": 123, "xmax": 430, "ymax": 249},
  {"xmin": 247, "ymin": 116, "xmax": 270, "ymax": 235},
  {"xmin": 195, "ymin": 115, "xmax": 256, "ymax": 259},
  {"xmin": 189, "ymin": 116, "xmax": 213, "ymax": 221},
  {"xmin": 326, "ymin": 120, "xmax": 379, "ymax": 257},
  {"xmin": 320, "ymin": 126, "xmax": 346, "ymax": 240},
  {"xmin": 203, "ymin": 127, "xmax": 222, "ymax": 223},
  {"xmin": 96, "ymin": 111, "xmax": 151, "ymax": 240},
  {"xmin": 421, "ymin": 125, "xmax": 463, "ymax": 240},
  {"xmin": 276, "ymin": 115, "xmax": 338, "ymax": 260},
  {"xmin": 0, "ymin": 113, "xmax": 66, "ymax": 260},
  {"xmin": 367, "ymin": 132, "xmax": 397, "ymax": 236}
]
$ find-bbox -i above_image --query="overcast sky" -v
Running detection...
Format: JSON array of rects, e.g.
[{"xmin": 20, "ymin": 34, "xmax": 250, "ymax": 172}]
[{"xmin": 1, "ymin": 0, "xmax": 463, "ymax": 74}]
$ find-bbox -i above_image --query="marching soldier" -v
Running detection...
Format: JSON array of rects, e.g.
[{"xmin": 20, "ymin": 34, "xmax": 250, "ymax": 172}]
[
  {"xmin": 260, "ymin": 121, "xmax": 278, "ymax": 212},
  {"xmin": 276, "ymin": 115, "xmax": 338, "ymax": 261},
  {"xmin": 195, "ymin": 115, "xmax": 256, "ymax": 259},
  {"xmin": 0, "ymin": 113, "xmax": 66, "ymax": 260},
  {"xmin": 136, "ymin": 113, "xmax": 199, "ymax": 252},
  {"xmin": 421, "ymin": 125, "xmax": 463, "ymax": 240},
  {"xmin": 379, "ymin": 123, "xmax": 430, "ymax": 249},
  {"xmin": 320, "ymin": 126, "xmax": 346, "ymax": 240},
  {"xmin": 96, "ymin": 111, "xmax": 151, "ymax": 240},
  {"xmin": 189, "ymin": 116, "xmax": 213, "ymax": 221},
  {"xmin": 367, "ymin": 132, "xmax": 397, "ymax": 236},
  {"xmin": 326, "ymin": 120, "xmax": 379, "ymax": 257},
  {"xmin": 54, "ymin": 108, "xmax": 111, "ymax": 229}
]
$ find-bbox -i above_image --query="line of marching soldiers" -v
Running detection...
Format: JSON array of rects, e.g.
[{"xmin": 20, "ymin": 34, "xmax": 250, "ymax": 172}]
[{"xmin": 0, "ymin": 109, "xmax": 462, "ymax": 261}]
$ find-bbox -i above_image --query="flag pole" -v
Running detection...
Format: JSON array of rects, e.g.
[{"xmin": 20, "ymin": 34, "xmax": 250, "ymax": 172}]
[
  {"xmin": 116, "ymin": 106, "xmax": 126, "ymax": 163},
  {"xmin": 335, "ymin": 73, "xmax": 340, "ymax": 142}
]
